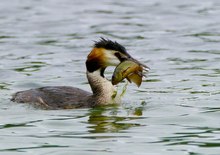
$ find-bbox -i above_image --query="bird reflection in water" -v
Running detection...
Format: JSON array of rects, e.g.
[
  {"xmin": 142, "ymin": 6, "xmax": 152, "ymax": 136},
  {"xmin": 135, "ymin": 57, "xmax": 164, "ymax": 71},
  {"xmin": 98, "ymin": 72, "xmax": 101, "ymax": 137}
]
[{"xmin": 87, "ymin": 104, "xmax": 146, "ymax": 133}]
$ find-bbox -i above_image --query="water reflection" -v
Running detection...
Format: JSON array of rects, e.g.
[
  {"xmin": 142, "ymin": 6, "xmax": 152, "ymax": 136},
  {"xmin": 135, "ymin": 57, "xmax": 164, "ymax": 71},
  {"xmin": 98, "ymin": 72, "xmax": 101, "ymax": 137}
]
[
  {"xmin": 0, "ymin": 35, "xmax": 14, "ymax": 40},
  {"xmin": 187, "ymin": 32, "xmax": 220, "ymax": 43},
  {"xmin": 188, "ymin": 50, "xmax": 220, "ymax": 54},
  {"xmin": 201, "ymin": 107, "xmax": 220, "ymax": 113},
  {"xmin": 87, "ymin": 106, "xmax": 145, "ymax": 133},
  {"xmin": 153, "ymin": 126, "xmax": 220, "ymax": 148},
  {"xmin": 0, "ymin": 122, "xmax": 33, "ymax": 129},
  {"xmin": 37, "ymin": 40, "xmax": 58, "ymax": 46},
  {"xmin": 13, "ymin": 61, "xmax": 48, "ymax": 75},
  {"xmin": 0, "ymin": 144, "xmax": 67, "ymax": 152},
  {"xmin": 0, "ymin": 83, "xmax": 10, "ymax": 90}
]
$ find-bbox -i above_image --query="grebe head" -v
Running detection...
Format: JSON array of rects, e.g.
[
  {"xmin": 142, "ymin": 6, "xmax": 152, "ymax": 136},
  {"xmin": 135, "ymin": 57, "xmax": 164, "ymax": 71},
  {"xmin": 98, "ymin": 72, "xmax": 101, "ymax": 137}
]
[
  {"xmin": 86, "ymin": 38, "xmax": 137, "ymax": 105},
  {"xmin": 86, "ymin": 38, "xmax": 145, "ymax": 75}
]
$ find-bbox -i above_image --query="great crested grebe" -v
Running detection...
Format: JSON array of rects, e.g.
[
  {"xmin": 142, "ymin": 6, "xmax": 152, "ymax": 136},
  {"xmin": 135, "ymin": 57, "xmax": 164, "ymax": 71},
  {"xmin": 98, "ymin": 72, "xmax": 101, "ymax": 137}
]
[{"xmin": 11, "ymin": 38, "xmax": 147, "ymax": 109}]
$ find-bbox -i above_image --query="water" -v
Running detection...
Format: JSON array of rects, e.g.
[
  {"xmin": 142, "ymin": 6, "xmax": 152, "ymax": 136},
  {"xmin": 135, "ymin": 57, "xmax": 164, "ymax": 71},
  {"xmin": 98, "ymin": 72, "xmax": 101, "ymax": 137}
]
[{"xmin": 0, "ymin": 0, "xmax": 220, "ymax": 154}]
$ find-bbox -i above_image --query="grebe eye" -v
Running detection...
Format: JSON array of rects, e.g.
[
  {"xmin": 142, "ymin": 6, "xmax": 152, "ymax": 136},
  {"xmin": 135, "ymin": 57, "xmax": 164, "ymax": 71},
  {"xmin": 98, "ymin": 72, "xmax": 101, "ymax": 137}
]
[
  {"xmin": 114, "ymin": 52, "xmax": 120, "ymax": 57},
  {"xmin": 114, "ymin": 52, "xmax": 127, "ymax": 61}
]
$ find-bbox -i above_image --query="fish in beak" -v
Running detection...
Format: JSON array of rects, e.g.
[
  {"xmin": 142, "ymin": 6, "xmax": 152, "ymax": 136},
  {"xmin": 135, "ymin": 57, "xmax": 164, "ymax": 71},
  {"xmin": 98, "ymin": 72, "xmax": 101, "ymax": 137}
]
[{"xmin": 112, "ymin": 58, "xmax": 149, "ymax": 87}]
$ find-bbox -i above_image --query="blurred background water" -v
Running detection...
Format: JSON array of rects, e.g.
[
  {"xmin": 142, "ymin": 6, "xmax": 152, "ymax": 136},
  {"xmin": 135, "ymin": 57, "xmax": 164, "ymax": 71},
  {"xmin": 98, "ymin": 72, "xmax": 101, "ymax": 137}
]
[{"xmin": 0, "ymin": 0, "xmax": 220, "ymax": 155}]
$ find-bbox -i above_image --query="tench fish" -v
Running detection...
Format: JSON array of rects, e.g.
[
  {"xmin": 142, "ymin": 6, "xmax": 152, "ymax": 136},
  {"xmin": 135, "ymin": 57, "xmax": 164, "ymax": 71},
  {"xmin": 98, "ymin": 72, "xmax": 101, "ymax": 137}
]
[{"xmin": 112, "ymin": 60, "xmax": 147, "ymax": 87}]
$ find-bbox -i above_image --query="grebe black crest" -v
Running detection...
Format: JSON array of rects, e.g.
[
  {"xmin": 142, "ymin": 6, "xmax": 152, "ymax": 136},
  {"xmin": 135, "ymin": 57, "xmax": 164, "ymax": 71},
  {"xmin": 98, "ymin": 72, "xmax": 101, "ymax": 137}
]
[{"xmin": 11, "ymin": 38, "xmax": 148, "ymax": 109}]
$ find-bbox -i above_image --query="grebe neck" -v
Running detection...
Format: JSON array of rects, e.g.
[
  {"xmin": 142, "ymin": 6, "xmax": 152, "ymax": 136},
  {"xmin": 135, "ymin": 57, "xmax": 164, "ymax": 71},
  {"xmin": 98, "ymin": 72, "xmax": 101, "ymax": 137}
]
[{"xmin": 86, "ymin": 69, "xmax": 120, "ymax": 105}]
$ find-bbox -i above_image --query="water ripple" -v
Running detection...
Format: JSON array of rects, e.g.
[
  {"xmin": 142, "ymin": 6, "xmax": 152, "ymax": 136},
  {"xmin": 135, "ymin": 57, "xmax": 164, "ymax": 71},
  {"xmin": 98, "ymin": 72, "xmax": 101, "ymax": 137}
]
[{"xmin": 1, "ymin": 0, "xmax": 220, "ymax": 155}]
